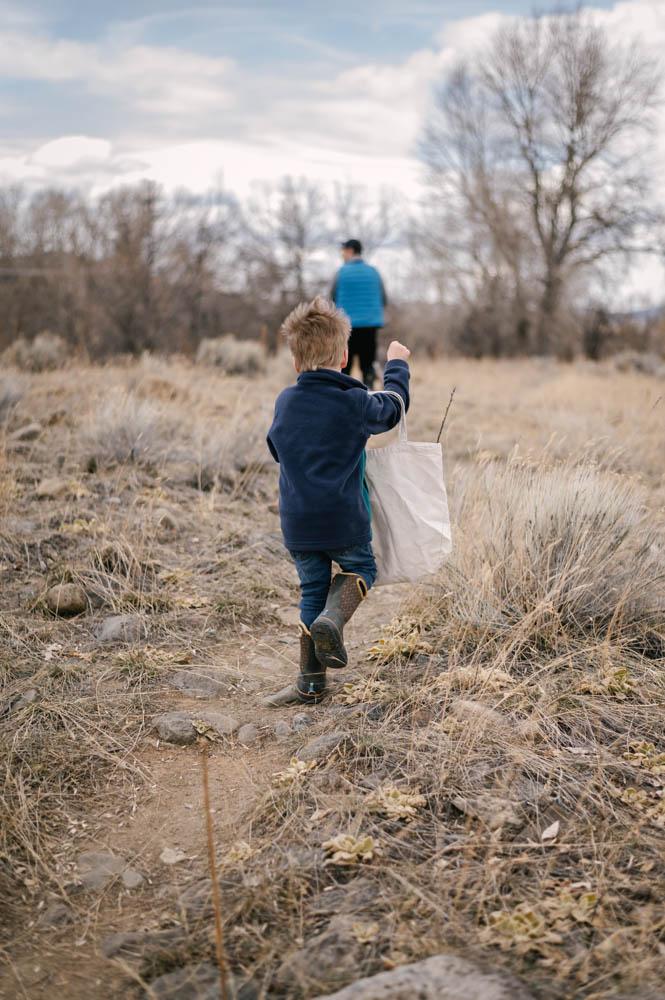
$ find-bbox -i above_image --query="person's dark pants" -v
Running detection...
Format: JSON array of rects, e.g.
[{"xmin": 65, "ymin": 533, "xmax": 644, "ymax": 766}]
[
  {"xmin": 289, "ymin": 544, "xmax": 377, "ymax": 628},
  {"xmin": 343, "ymin": 328, "xmax": 378, "ymax": 387}
]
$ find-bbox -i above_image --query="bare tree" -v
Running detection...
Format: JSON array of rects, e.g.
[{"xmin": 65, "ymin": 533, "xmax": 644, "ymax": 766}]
[
  {"xmin": 332, "ymin": 182, "xmax": 402, "ymax": 255},
  {"xmin": 423, "ymin": 10, "xmax": 662, "ymax": 354}
]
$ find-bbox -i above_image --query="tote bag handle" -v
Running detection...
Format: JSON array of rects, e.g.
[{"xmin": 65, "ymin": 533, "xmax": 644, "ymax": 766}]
[{"xmin": 371, "ymin": 389, "xmax": 407, "ymax": 442}]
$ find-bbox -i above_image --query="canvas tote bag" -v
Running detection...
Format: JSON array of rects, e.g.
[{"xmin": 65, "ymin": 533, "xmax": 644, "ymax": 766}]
[{"xmin": 365, "ymin": 391, "xmax": 451, "ymax": 585}]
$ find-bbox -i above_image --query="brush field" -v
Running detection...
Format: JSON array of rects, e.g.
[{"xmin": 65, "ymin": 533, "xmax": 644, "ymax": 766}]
[{"xmin": 1, "ymin": 353, "xmax": 664, "ymax": 1000}]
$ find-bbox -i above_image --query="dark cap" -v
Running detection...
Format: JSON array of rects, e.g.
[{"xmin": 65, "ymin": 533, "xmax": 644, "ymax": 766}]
[{"xmin": 341, "ymin": 238, "xmax": 362, "ymax": 255}]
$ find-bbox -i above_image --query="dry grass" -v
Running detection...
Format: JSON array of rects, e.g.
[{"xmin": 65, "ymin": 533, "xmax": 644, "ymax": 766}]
[
  {"xmin": 1, "ymin": 354, "xmax": 664, "ymax": 999},
  {"xmin": 196, "ymin": 335, "xmax": 267, "ymax": 376}
]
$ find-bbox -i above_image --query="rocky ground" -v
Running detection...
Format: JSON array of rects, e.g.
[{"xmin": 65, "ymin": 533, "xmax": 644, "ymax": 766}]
[{"xmin": 1, "ymin": 354, "xmax": 664, "ymax": 999}]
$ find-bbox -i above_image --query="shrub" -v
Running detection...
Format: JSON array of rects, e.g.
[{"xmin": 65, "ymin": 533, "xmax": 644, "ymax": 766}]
[
  {"xmin": 82, "ymin": 392, "xmax": 181, "ymax": 469},
  {"xmin": 430, "ymin": 459, "xmax": 665, "ymax": 657},
  {"xmin": 195, "ymin": 335, "xmax": 266, "ymax": 376},
  {"xmin": 1, "ymin": 331, "xmax": 69, "ymax": 372},
  {"xmin": 0, "ymin": 375, "xmax": 23, "ymax": 419}
]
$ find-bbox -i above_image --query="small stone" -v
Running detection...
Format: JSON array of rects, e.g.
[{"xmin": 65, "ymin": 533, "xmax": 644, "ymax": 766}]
[
  {"xmin": 238, "ymin": 723, "xmax": 259, "ymax": 746},
  {"xmin": 11, "ymin": 422, "xmax": 42, "ymax": 442},
  {"xmin": 101, "ymin": 928, "xmax": 185, "ymax": 960},
  {"xmin": 517, "ymin": 717, "xmax": 543, "ymax": 743},
  {"xmin": 296, "ymin": 731, "xmax": 349, "ymax": 763},
  {"xmin": 154, "ymin": 711, "xmax": 197, "ymax": 746},
  {"xmin": 35, "ymin": 477, "xmax": 74, "ymax": 499},
  {"xmin": 45, "ymin": 583, "xmax": 87, "ymax": 617},
  {"xmin": 450, "ymin": 699, "xmax": 508, "ymax": 731},
  {"xmin": 154, "ymin": 508, "xmax": 180, "ymax": 534},
  {"xmin": 121, "ymin": 867, "xmax": 145, "ymax": 889},
  {"xmin": 292, "ymin": 712, "xmax": 314, "ymax": 732},
  {"xmin": 149, "ymin": 962, "xmax": 251, "ymax": 1000},
  {"xmin": 76, "ymin": 850, "xmax": 125, "ymax": 890},
  {"xmin": 276, "ymin": 915, "xmax": 365, "ymax": 991},
  {"xmin": 195, "ymin": 711, "xmax": 240, "ymax": 737},
  {"xmin": 3, "ymin": 688, "xmax": 38, "ymax": 717},
  {"xmin": 451, "ymin": 793, "xmax": 523, "ymax": 832},
  {"xmin": 311, "ymin": 952, "xmax": 536, "ymax": 999},
  {"xmin": 171, "ymin": 668, "xmax": 234, "ymax": 699},
  {"xmin": 261, "ymin": 684, "xmax": 302, "ymax": 707},
  {"xmin": 95, "ymin": 614, "xmax": 147, "ymax": 643},
  {"xmin": 160, "ymin": 846, "xmax": 188, "ymax": 865},
  {"xmin": 38, "ymin": 901, "xmax": 73, "ymax": 927},
  {"xmin": 274, "ymin": 720, "xmax": 292, "ymax": 740}
]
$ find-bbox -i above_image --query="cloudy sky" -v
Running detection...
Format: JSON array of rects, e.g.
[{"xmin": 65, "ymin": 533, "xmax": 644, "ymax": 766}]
[{"xmin": 1, "ymin": 1, "xmax": 664, "ymax": 300}]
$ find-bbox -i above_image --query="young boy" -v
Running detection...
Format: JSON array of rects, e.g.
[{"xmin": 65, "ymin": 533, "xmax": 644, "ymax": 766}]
[{"xmin": 267, "ymin": 296, "xmax": 411, "ymax": 704}]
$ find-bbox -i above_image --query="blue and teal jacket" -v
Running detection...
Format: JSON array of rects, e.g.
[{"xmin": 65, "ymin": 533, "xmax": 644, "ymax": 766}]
[
  {"xmin": 332, "ymin": 258, "xmax": 387, "ymax": 329},
  {"xmin": 267, "ymin": 361, "xmax": 410, "ymax": 551}
]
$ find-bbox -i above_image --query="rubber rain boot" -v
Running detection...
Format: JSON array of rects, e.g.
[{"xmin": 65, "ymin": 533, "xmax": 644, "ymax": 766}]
[
  {"xmin": 310, "ymin": 572, "xmax": 367, "ymax": 669},
  {"xmin": 295, "ymin": 623, "xmax": 327, "ymax": 704}
]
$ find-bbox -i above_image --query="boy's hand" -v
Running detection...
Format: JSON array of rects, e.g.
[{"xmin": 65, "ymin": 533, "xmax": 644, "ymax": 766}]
[{"xmin": 387, "ymin": 340, "xmax": 411, "ymax": 362}]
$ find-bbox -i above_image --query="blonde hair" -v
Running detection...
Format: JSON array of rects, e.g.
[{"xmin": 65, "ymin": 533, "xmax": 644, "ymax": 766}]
[{"xmin": 281, "ymin": 296, "xmax": 350, "ymax": 371}]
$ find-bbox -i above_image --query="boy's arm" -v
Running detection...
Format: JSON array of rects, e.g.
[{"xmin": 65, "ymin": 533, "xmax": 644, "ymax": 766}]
[{"xmin": 364, "ymin": 359, "xmax": 410, "ymax": 436}]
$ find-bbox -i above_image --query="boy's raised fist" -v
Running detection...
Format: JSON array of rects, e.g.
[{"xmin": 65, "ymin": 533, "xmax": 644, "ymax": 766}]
[{"xmin": 387, "ymin": 340, "xmax": 411, "ymax": 362}]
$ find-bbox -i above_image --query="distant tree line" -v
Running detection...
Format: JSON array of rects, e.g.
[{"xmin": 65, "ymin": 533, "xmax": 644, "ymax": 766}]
[
  {"xmin": 0, "ymin": 9, "xmax": 663, "ymax": 361},
  {"xmin": 0, "ymin": 179, "xmax": 401, "ymax": 358}
]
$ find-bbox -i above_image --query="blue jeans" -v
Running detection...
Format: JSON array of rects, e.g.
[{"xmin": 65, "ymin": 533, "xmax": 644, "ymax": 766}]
[{"xmin": 289, "ymin": 543, "xmax": 377, "ymax": 628}]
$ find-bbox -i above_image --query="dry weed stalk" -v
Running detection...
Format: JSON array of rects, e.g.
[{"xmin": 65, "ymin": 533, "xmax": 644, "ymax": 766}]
[{"xmin": 201, "ymin": 749, "xmax": 230, "ymax": 1000}]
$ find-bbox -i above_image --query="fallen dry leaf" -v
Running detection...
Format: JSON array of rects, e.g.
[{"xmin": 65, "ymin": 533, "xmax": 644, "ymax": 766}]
[{"xmin": 323, "ymin": 833, "xmax": 376, "ymax": 866}]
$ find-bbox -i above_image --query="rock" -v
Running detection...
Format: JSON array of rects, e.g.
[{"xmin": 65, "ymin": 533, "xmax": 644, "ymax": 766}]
[
  {"xmin": 154, "ymin": 712, "xmax": 197, "ymax": 746},
  {"xmin": 450, "ymin": 699, "xmax": 508, "ymax": 732},
  {"xmin": 95, "ymin": 614, "xmax": 147, "ymax": 643},
  {"xmin": 38, "ymin": 901, "xmax": 73, "ymax": 927},
  {"xmin": 76, "ymin": 850, "xmax": 125, "ymax": 890},
  {"xmin": 160, "ymin": 847, "xmax": 188, "ymax": 865},
  {"xmin": 292, "ymin": 712, "xmax": 314, "ymax": 732},
  {"xmin": 11, "ymin": 422, "xmax": 42, "ymax": 442},
  {"xmin": 45, "ymin": 583, "xmax": 87, "ymax": 617},
  {"xmin": 450, "ymin": 793, "xmax": 523, "ymax": 832},
  {"xmin": 154, "ymin": 508, "xmax": 180, "ymax": 534},
  {"xmin": 101, "ymin": 927, "xmax": 185, "ymax": 961},
  {"xmin": 2, "ymin": 688, "xmax": 38, "ymax": 718},
  {"xmin": 194, "ymin": 711, "xmax": 240, "ymax": 737},
  {"xmin": 312, "ymin": 952, "xmax": 536, "ymax": 999},
  {"xmin": 262, "ymin": 684, "xmax": 302, "ymax": 707},
  {"xmin": 309, "ymin": 878, "xmax": 378, "ymax": 918},
  {"xmin": 171, "ymin": 668, "xmax": 236, "ymax": 699},
  {"xmin": 274, "ymin": 720, "xmax": 292, "ymax": 740},
  {"xmin": 297, "ymin": 731, "xmax": 349, "ymax": 763},
  {"xmin": 121, "ymin": 867, "xmax": 145, "ymax": 889},
  {"xmin": 516, "ymin": 717, "xmax": 543, "ymax": 743},
  {"xmin": 148, "ymin": 962, "xmax": 257, "ymax": 1000},
  {"xmin": 277, "ymin": 916, "xmax": 366, "ymax": 992},
  {"xmin": 237, "ymin": 723, "xmax": 259, "ymax": 746},
  {"xmin": 35, "ymin": 477, "xmax": 75, "ymax": 499}
]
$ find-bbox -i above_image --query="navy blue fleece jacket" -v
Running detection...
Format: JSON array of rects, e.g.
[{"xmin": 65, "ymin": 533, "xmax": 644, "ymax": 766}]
[{"xmin": 267, "ymin": 360, "xmax": 410, "ymax": 551}]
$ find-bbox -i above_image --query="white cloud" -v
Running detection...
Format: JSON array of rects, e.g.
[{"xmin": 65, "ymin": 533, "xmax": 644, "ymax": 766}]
[
  {"xmin": 32, "ymin": 136, "xmax": 112, "ymax": 169},
  {"xmin": 0, "ymin": 29, "xmax": 234, "ymax": 118}
]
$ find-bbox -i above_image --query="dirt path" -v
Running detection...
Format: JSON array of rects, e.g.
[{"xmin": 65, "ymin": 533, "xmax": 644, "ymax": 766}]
[{"xmin": 1, "ymin": 583, "xmax": 406, "ymax": 1000}]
